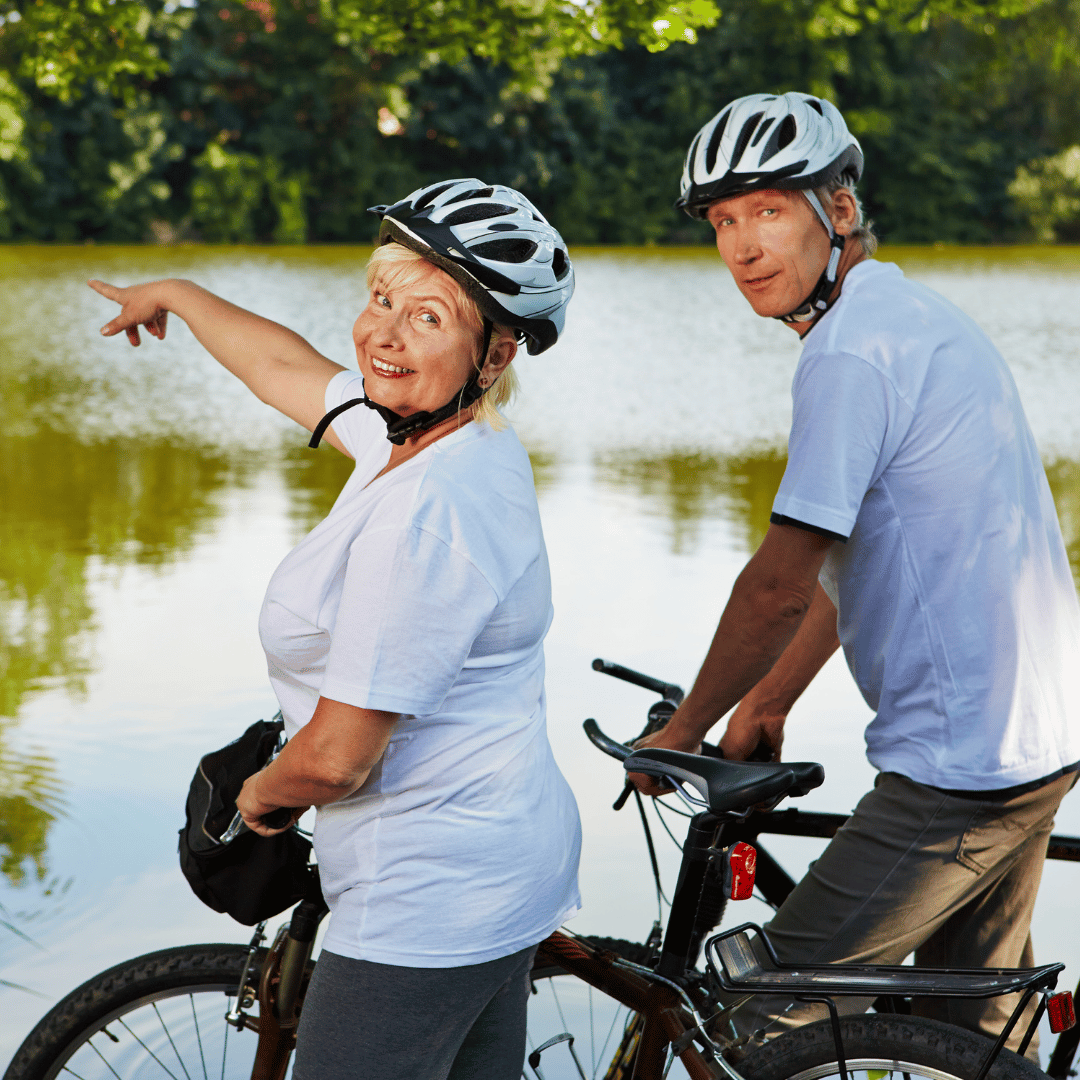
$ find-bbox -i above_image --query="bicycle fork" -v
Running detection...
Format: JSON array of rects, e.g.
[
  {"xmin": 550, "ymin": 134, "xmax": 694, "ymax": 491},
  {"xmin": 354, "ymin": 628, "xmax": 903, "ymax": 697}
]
[{"xmin": 248, "ymin": 898, "xmax": 328, "ymax": 1080}]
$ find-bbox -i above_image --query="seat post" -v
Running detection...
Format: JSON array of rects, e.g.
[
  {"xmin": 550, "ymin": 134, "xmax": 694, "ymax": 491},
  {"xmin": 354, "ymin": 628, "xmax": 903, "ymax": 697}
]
[{"xmin": 656, "ymin": 812, "xmax": 720, "ymax": 979}]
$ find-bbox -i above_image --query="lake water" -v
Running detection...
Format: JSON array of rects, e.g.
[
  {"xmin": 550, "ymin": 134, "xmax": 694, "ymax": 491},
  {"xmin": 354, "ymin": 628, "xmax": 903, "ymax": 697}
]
[{"xmin": 2, "ymin": 245, "xmax": 1080, "ymax": 1071}]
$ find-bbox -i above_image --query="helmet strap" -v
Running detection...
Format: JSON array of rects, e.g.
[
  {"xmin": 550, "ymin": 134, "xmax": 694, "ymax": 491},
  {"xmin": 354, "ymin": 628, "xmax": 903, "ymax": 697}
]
[
  {"xmin": 307, "ymin": 319, "xmax": 496, "ymax": 449},
  {"xmin": 777, "ymin": 190, "xmax": 846, "ymax": 325}
]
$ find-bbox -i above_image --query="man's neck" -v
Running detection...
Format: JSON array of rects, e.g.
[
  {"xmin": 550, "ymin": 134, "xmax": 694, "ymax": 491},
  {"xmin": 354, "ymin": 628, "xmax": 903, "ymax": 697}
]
[{"xmin": 795, "ymin": 239, "xmax": 869, "ymax": 338}]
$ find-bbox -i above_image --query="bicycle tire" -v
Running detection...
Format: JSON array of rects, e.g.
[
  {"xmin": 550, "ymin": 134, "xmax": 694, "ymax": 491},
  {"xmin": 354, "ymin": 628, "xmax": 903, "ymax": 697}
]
[
  {"xmin": 737, "ymin": 1014, "xmax": 1046, "ymax": 1080},
  {"xmin": 3, "ymin": 943, "xmax": 278, "ymax": 1080},
  {"xmin": 4, "ymin": 936, "xmax": 656, "ymax": 1080}
]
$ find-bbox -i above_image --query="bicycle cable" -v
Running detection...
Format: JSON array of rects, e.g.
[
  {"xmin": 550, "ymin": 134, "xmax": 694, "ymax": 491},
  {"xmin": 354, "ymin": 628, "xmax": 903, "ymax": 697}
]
[{"xmin": 633, "ymin": 789, "xmax": 671, "ymax": 913}]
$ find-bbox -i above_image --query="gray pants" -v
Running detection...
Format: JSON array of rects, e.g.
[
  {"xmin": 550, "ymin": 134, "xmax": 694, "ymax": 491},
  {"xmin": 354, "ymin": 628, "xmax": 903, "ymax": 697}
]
[
  {"xmin": 731, "ymin": 770, "xmax": 1075, "ymax": 1059},
  {"xmin": 293, "ymin": 944, "xmax": 537, "ymax": 1080}
]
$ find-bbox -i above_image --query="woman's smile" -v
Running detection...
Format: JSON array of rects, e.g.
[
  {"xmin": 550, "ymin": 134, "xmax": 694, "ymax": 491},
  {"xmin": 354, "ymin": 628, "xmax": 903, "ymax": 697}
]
[{"xmin": 370, "ymin": 356, "xmax": 416, "ymax": 378}]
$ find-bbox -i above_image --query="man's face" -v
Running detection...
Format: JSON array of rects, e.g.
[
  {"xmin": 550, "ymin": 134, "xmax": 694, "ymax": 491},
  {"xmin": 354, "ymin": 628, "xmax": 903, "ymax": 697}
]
[{"xmin": 706, "ymin": 190, "xmax": 832, "ymax": 319}]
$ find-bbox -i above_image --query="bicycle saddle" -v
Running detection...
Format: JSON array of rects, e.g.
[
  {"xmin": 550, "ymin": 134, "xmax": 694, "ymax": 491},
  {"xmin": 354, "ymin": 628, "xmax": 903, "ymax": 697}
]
[{"xmin": 623, "ymin": 749, "xmax": 824, "ymax": 813}]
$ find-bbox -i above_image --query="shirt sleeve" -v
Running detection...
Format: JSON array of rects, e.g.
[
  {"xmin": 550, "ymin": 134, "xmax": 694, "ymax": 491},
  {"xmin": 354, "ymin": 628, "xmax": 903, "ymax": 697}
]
[
  {"xmin": 320, "ymin": 524, "xmax": 500, "ymax": 715},
  {"xmin": 323, "ymin": 369, "xmax": 385, "ymax": 460},
  {"xmin": 772, "ymin": 351, "xmax": 912, "ymax": 540}
]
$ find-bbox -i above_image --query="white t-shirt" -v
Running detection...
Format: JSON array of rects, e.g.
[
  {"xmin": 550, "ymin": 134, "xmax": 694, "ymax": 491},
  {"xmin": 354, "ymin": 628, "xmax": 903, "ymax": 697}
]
[
  {"xmin": 772, "ymin": 260, "xmax": 1080, "ymax": 790},
  {"xmin": 259, "ymin": 370, "xmax": 581, "ymax": 966}
]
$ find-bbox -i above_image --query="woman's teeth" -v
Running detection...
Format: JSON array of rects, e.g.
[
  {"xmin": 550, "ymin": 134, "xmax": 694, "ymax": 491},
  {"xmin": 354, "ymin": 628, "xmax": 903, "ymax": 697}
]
[{"xmin": 372, "ymin": 358, "xmax": 414, "ymax": 374}]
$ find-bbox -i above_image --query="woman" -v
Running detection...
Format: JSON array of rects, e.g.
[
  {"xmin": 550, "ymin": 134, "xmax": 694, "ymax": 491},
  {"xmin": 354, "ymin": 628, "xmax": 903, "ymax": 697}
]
[{"xmin": 89, "ymin": 179, "xmax": 582, "ymax": 1080}]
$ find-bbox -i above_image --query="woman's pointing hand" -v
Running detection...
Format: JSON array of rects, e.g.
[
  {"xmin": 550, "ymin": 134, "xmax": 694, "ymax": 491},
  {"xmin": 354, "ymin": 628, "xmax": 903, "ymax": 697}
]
[{"xmin": 89, "ymin": 278, "xmax": 170, "ymax": 346}]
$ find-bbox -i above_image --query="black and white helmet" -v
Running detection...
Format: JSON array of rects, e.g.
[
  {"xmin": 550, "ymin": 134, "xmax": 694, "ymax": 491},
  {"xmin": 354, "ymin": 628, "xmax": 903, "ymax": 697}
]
[
  {"xmin": 369, "ymin": 179, "xmax": 574, "ymax": 355},
  {"xmin": 677, "ymin": 92, "xmax": 863, "ymax": 220}
]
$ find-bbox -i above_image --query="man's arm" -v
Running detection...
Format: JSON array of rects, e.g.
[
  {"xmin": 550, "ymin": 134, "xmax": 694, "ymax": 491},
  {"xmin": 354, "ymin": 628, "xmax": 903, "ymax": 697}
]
[
  {"xmin": 629, "ymin": 522, "xmax": 834, "ymax": 794},
  {"xmin": 718, "ymin": 582, "xmax": 839, "ymax": 760}
]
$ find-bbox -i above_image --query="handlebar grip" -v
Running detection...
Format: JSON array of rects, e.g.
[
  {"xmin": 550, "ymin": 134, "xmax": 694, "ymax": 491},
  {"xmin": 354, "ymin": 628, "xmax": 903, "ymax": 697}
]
[
  {"xmin": 583, "ymin": 719, "xmax": 633, "ymax": 761},
  {"xmin": 261, "ymin": 807, "xmax": 300, "ymax": 830},
  {"xmin": 591, "ymin": 659, "xmax": 684, "ymax": 704}
]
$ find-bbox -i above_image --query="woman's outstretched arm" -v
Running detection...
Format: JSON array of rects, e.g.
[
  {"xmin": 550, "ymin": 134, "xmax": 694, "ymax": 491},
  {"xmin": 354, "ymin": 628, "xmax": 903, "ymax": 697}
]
[{"xmin": 89, "ymin": 277, "xmax": 348, "ymax": 440}]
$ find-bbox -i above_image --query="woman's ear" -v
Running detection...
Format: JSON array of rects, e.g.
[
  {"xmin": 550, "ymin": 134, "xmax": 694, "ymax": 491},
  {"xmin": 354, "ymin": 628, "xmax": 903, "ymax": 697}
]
[{"xmin": 480, "ymin": 334, "xmax": 517, "ymax": 385}]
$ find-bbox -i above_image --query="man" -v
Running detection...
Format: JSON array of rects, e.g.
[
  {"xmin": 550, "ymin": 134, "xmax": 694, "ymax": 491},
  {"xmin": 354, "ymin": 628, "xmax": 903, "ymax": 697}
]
[{"xmin": 630, "ymin": 91, "xmax": 1080, "ymax": 1055}]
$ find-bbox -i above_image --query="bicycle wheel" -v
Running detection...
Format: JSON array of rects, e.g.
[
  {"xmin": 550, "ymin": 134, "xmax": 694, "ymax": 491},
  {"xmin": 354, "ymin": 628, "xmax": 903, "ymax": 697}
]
[
  {"xmin": 737, "ymin": 1014, "xmax": 1046, "ymax": 1080},
  {"xmin": 527, "ymin": 936, "xmax": 695, "ymax": 1080},
  {"xmin": 3, "ymin": 943, "xmax": 280, "ymax": 1080}
]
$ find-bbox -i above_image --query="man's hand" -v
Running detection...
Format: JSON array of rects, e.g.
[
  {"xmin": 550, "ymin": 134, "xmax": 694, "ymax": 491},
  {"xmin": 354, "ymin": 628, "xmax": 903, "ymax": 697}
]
[
  {"xmin": 719, "ymin": 703, "xmax": 785, "ymax": 761},
  {"xmin": 627, "ymin": 718, "xmax": 702, "ymax": 797},
  {"xmin": 89, "ymin": 279, "xmax": 170, "ymax": 346}
]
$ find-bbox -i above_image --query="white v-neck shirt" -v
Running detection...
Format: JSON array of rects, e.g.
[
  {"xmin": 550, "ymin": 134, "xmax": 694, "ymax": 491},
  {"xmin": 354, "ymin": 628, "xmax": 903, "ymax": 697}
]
[{"xmin": 259, "ymin": 370, "xmax": 581, "ymax": 966}]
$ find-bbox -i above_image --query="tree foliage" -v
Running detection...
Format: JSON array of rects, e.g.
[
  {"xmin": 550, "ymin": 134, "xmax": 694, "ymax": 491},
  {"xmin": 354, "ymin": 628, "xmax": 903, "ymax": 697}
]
[{"xmin": 0, "ymin": 0, "xmax": 1077, "ymax": 243}]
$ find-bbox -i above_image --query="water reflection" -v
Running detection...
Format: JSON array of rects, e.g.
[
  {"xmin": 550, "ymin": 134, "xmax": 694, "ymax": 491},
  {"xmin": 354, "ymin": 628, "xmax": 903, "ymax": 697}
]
[
  {"xmin": 598, "ymin": 448, "xmax": 1080, "ymax": 590},
  {"xmin": 0, "ymin": 429, "xmax": 261, "ymax": 905},
  {"xmin": 281, "ymin": 442, "xmax": 356, "ymax": 539},
  {"xmin": 1045, "ymin": 459, "xmax": 1080, "ymax": 584},
  {"xmin": 596, "ymin": 447, "xmax": 788, "ymax": 555}
]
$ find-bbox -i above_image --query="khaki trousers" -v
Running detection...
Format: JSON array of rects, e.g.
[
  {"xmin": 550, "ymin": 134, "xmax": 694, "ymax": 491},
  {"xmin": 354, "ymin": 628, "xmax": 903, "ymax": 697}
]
[{"xmin": 730, "ymin": 770, "xmax": 1075, "ymax": 1060}]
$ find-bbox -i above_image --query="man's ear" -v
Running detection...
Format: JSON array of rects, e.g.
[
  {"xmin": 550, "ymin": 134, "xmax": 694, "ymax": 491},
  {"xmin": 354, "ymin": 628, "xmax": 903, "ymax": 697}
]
[{"xmin": 830, "ymin": 188, "xmax": 859, "ymax": 237}]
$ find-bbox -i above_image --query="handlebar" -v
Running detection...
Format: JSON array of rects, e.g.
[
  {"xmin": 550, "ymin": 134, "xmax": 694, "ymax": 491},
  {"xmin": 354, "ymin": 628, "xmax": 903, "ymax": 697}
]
[
  {"xmin": 591, "ymin": 658, "xmax": 685, "ymax": 704},
  {"xmin": 583, "ymin": 718, "xmax": 633, "ymax": 761}
]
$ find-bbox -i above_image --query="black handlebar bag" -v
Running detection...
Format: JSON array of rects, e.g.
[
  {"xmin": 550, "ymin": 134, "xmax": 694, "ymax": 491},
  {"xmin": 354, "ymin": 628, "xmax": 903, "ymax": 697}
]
[{"xmin": 178, "ymin": 717, "xmax": 320, "ymax": 925}]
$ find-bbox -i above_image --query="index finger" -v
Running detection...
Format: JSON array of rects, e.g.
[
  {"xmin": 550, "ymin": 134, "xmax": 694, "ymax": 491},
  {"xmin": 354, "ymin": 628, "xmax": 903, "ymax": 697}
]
[{"xmin": 87, "ymin": 279, "xmax": 121, "ymax": 301}]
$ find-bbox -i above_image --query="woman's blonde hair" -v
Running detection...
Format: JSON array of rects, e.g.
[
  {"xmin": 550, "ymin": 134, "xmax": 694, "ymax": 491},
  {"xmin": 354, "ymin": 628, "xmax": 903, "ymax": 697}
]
[{"xmin": 365, "ymin": 243, "xmax": 519, "ymax": 430}]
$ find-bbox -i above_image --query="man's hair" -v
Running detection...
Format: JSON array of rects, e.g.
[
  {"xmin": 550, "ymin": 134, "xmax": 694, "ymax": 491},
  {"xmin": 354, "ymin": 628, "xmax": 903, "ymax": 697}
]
[
  {"xmin": 366, "ymin": 243, "xmax": 518, "ymax": 430},
  {"xmin": 813, "ymin": 178, "xmax": 879, "ymax": 257}
]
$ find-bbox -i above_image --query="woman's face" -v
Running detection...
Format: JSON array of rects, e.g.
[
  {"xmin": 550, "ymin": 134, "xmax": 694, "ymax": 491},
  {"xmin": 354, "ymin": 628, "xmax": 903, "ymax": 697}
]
[{"xmin": 353, "ymin": 261, "xmax": 481, "ymax": 417}]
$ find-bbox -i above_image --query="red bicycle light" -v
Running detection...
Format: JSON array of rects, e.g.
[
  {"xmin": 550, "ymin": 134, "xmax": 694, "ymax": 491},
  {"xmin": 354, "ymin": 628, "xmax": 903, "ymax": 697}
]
[
  {"xmin": 727, "ymin": 842, "xmax": 757, "ymax": 900},
  {"xmin": 1048, "ymin": 991, "xmax": 1076, "ymax": 1034}
]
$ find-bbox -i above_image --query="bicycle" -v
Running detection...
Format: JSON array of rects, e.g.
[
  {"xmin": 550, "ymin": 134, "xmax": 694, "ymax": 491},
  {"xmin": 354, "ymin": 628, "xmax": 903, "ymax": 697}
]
[{"xmin": 4, "ymin": 659, "xmax": 1078, "ymax": 1080}]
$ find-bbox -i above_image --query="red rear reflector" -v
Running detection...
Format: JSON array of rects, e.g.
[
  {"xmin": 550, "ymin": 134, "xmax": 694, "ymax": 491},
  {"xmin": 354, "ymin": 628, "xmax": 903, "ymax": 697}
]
[
  {"xmin": 1048, "ymin": 991, "xmax": 1076, "ymax": 1034},
  {"xmin": 728, "ymin": 842, "xmax": 757, "ymax": 900}
]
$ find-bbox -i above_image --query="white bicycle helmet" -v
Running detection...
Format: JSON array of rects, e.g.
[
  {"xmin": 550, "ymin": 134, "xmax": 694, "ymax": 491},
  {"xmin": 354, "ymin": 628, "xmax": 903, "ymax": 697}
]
[
  {"xmin": 677, "ymin": 93, "xmax": 864, "ymax": 324},
  {"xmin": 309, "ymin": 179, "xmax": 574, "ymax": 447},
  {"xmin": 371, "ymin": 178, "xmax": 574, "ymax": 356}
]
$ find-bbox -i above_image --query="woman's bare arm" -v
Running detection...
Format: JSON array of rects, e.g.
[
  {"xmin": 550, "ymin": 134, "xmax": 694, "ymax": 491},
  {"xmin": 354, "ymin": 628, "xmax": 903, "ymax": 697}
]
[
  {"xmin": 236, "ymin": 697, "xmax": 399, "ymax": 835},
  {"xmin": 89, "ymin": 278, "xmax": 349, "ymax": 445}
]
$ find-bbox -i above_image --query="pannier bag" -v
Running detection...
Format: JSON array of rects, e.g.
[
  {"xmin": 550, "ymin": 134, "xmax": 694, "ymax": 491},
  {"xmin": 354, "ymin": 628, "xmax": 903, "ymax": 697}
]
[{"xmin": 178, "ymin": 715, "xmax": 320, "ymax": 925}]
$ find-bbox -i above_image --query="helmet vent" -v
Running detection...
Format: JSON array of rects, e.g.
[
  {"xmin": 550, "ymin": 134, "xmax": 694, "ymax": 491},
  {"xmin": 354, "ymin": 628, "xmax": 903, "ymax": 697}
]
[
  {"xmin": 489, "ymin": 222, "xmax": 519, "ymax": 231},
  {"xmin": 685, "ymin": 131, "xmax": 703, "ymax": 180},
  {"xmin": 470, "ymin": 238, "xmax": 538, "ymax": 263},
  {"xmin": 775, "ymin": 114, "xmax": 797, "ymax": 150},
  {"xmin": 750, "ymin": 117, "xmax": 775, "ymax": 147},
  {"xmin": 443, "ymin": 203, "xmax": 517, "ymax": 225},
  {"xmin": 414, "ymin": 182, "xmax": 457, "ymax": 211},
  {"xmin": 445, "ymin": 186, "xmax": 495, "ymax": 205},
  {"xmin": 805, "ymin": 97, "xmax": 824, "ymax": 115},
  {"xmin": 703, "ymin": 108, "xmax": 731, "ymax": 175},
  {"xmin": 731, "ymin": 112, "xmax": 764, "ymax": 169},
  {"xmin": 551, "ymin": 248, "xmax": 569, "ymax": 280}
]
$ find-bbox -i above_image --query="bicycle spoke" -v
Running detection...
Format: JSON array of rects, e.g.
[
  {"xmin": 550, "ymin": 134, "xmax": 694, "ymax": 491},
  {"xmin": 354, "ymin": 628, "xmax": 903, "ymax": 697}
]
[
  {"xmin": 589, "ymin": 986, "xmax": 596, "ymax": 1075},
  {"xmin": 119, "ymin": 1015, "xmax": 184, "ymax": 1080},
  {"xmin": 87, "ymin": 1038, "xmax": 124, "ymax": 1080},
  {"xmin": 221, "ymin": 1015, "xmax": 229, "ymax": 1080},
  {"xmin": 190, "ymin": 994, "xmax": 209, "ymax": 1080},
  {"xmin": 154, "ymin": 1000, "xmax": 194, "ymax": 1080}
]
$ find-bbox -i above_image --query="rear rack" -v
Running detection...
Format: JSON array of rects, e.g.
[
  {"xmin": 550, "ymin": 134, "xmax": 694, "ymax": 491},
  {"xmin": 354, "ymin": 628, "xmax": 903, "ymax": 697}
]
[{"xmin": 706, "ymin": 923, "xmax": 1063, "ymax": 998}]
